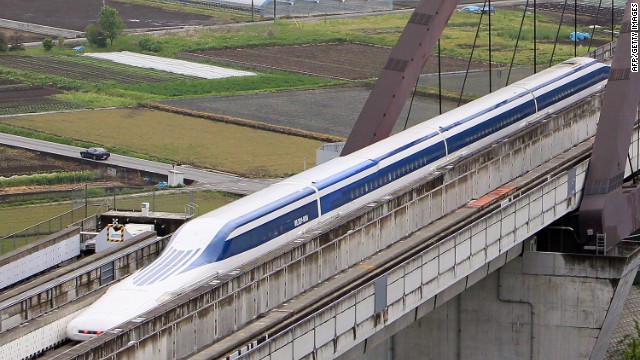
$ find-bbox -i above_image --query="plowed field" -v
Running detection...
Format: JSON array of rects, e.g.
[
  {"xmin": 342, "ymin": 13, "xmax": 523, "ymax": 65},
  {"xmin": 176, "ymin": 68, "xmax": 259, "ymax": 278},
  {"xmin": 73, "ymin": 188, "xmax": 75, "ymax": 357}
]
[
  {"xmin": 0, "ymin": 55, "xmax": 194, "ymax": 84},
  {"xmin": 0, "ymin": 0, "xmax": 227, "ymax": 32},
  {"xmin": 189, "ymin": 42, "xmax": 490, "ymax": 80}
]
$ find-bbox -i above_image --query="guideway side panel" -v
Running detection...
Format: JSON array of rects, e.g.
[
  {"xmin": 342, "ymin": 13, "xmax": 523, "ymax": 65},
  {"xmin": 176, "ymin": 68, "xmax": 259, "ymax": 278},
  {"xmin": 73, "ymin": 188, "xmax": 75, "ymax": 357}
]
[
  {"xmin": 340, "ymin": 0, "xmax": 459, "ymax": 156},
  {"xmin": 579, "ymin": 0, "xmax": 640, "ymax": 249}
]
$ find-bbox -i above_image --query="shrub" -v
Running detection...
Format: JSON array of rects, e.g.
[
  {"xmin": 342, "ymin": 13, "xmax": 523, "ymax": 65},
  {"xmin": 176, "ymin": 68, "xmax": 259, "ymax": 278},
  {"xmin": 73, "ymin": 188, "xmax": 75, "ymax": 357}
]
[
  {"xmin": 42, "ymin": 38, "xmax": 54, "ymax": 51},
  {"xmin": 0, "ymin": 171, "xmax": 100, "ymax": 187},
  {"xmin": 0, "ymin": 34, "xmax": 6, "ymax": 52},
  {"xmin": 8, "ymin": 31, "xmax": 23, "ymax": 51},
  {"xmin": 85, "ymin": 23, "xmax": 107, "ymax": 48},
  {"xmin": 8, "ymin": 43, "xmax": 24, "ymax": 51},
  {"xmin": 138, "ymin": 38, "xmax": 162, "ymax": 53}
]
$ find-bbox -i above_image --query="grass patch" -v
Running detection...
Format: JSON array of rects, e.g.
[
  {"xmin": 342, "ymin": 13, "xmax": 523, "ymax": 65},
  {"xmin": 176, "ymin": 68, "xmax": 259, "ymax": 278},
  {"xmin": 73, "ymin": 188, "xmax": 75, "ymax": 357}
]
[
  {"xmin": 0, "ymin": 108, "xmax": 323, "ymax": 178},
  {"xmin": 0, "ymin": 171, "xmax": 99, "ymax": 187},
  {"xmin": 53, "ymin": 91, "xmax": 141, "ymax": 108},
  {"xmin": 440, "ymin": 10, "xmax": 610, "ymax": 65},
  {"xmin": 116, "ymin": 72, "xmax": 344, "ymax": 98},
  {"xmin": 0, "ymin": 202, "xmax": 76, "ymax": 237},
  {"xmin": 109, "ymin": 189, "xmax": 241, "ymax": 214},
  {"xmin": 0, "ymin": 123, "xmax": 166, "ymax": 163}
]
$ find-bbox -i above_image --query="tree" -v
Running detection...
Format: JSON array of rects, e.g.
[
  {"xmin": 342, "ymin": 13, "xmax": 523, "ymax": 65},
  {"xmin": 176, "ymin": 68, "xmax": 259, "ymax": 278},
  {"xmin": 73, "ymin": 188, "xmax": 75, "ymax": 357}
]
[{"xmin": 98, "ymin": 5, "xmax": 124, "ymax": 46}]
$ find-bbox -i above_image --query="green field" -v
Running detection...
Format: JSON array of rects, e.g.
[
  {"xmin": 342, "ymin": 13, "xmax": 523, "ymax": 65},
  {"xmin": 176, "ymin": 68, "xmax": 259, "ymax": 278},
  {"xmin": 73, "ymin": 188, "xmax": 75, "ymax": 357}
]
[
  {"xmin": 0, "ymin": 189, "xmax": 239, "ymax": 238},
  {"xmin": 106, "ymin": 10, "xmax": 610, "ymax": 64},
  {"xmin": 0, "ymin": 108, "xmax": 323, "ymax": 177}
]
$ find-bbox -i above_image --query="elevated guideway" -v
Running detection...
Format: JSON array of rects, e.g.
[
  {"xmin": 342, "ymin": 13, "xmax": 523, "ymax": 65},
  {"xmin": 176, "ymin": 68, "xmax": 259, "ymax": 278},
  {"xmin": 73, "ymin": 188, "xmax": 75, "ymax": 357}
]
[
  {"xmin": 0, "ymin": 231, "xmax": 169, "ymax": 359},
  {"xmin": 47, "ymin": 71, "xmax": 640, "ymax": 359}
]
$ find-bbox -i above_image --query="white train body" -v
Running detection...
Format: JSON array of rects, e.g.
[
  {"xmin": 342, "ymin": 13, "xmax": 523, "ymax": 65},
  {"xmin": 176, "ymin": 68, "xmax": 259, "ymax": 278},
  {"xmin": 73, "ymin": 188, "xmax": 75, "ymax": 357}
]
[{"xmin": 67, "ymin": 58, "xmax": 609, "ymax": 341}]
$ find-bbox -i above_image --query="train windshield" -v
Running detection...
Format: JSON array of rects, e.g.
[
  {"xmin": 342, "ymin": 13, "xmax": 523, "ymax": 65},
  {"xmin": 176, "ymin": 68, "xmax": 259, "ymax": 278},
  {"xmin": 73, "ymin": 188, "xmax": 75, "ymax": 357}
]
[{"xmin": 168, "ymin": 218, "xmax": 226, "ymax": 249}]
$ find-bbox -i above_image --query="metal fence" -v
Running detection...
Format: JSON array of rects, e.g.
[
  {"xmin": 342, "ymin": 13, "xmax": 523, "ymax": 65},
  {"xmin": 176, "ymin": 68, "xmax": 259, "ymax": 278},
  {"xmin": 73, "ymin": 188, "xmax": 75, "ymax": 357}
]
[
  {"xmin": 108, "ymin": 188, "xmax": 203, "ymax": 215},
  {"xmin": 0, "ymin": 188, "xmax": 223, "ymax": 254},
  {"xmin": 0, "ymin": 205, "xmax": 93, "ymax": 254}
]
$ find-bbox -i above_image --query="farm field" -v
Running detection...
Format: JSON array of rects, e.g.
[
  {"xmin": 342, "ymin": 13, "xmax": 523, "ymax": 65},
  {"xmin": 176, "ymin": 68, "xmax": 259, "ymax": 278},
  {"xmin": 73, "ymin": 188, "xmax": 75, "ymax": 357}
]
[
  {"xmin": 0, "ymin": 108, "xmax": 323, "ymax": 178},
  {"xmin": 0, "ymin": 0, "xmax": 235, "ymax": 32},
  {"xmin": 0, "ymin": 145, "xmax": 94, "ymax": 177},
  {"xmin": 188, "ymin": 42, "xmax": 490, "ymax": 80},
  {"xmin": 0, "ymin": 7, "xmax": 613, "ymax": 115},
  {"xmin": 0, "ymin": 85, "xmax": 85, "ymax": 115},
  {"xmin": 0, "ymin": 55, "xmax": 194, "ymax": 84},
  {"xmin": 0, "ymin": 53, "xmax": 341, "ymax": 112}
]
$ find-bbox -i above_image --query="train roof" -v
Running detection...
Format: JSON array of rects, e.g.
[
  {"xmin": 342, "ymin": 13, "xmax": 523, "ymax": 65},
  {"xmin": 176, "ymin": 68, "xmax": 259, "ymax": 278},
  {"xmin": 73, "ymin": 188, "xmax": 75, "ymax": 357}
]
[{"xmin": 347, "ymin": 57, "xmax": 604, "ymax": 162}]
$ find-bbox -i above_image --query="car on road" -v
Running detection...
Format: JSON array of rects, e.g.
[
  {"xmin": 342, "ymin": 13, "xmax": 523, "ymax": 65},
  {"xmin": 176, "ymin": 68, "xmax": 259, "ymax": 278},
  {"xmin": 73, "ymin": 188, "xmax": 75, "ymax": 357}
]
[
  {"xmin": 80, "ymin": 147, "xmax": 110, "ymax": 160},
  {"xmin": 459, "ymin": 5, "xmax": 495, "ymax": 14}
]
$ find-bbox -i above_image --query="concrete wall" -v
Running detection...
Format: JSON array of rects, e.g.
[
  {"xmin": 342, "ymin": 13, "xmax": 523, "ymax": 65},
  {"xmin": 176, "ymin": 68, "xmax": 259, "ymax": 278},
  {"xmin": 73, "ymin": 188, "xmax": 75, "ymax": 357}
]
[
  {"xmin": 0, "ymin": 226, "xmax": 81, "ymax": 289},
  {"xmin": 360, "ymin": 243, "xmax": 640, "ymax": 360},
  {"xmin": 0, "ymin": 19, "xmax": 82, "ymax": 38}
]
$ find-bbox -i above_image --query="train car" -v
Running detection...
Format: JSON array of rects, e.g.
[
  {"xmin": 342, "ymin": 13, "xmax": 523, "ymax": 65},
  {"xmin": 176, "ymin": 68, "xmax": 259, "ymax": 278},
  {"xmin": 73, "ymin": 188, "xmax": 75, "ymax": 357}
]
[{"xmin": 67, "ymin": 57, "xmax": 609, "ymax": 341}]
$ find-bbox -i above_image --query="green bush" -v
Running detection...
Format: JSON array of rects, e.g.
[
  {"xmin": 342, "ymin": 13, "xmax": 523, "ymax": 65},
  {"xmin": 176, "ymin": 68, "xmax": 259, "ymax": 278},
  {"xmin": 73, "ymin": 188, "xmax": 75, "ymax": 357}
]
[
  {"xmin": 138, "ymin": 38, "xmax": 162, "ymax": 53},
  {"xmin": 0, "ymin": 171, "xmax": 100, "ymax": 187},
  {"xmin": 85, "ymin": 23, "xmax": 107, "ymax": 48},
  {"xmin": 623, "ymin": 319, "xmax": 640, "ymax": 359},
  {"xmin": 42, "ymin": 38, "xmax": 54, "ymax": 51},
  {"xmin": 8, "ymin": 43, "xmax": 24, "ymax": 51}
]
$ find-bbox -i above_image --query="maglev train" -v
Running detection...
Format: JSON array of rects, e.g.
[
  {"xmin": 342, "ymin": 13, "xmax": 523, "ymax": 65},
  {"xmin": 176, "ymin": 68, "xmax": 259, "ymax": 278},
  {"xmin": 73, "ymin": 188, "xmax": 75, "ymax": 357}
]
[{"xmin": 67, "ymin": 57, "xmax": 609, "ymax": 341}]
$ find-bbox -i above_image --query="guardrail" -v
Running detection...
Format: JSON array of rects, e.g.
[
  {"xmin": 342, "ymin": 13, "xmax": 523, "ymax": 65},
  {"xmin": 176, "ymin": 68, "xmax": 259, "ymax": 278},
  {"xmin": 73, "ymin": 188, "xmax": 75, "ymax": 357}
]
[{"xmin": 587, "ymin": 40, "xmax": 616, "ymax": 61}]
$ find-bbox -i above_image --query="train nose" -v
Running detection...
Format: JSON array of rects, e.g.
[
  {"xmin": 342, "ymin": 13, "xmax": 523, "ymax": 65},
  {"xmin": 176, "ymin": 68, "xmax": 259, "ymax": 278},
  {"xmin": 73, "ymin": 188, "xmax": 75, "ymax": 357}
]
[
  {"xmin": 67, "ymin": 314, "xmax": 112, "ymax": 341},
  {"xmin": 66, "ymin": 287, "xmax": 163, "ymax": 341},
  {"xmin": 66, "ymin": 308, "xmax": 137, "ymax": 341}
]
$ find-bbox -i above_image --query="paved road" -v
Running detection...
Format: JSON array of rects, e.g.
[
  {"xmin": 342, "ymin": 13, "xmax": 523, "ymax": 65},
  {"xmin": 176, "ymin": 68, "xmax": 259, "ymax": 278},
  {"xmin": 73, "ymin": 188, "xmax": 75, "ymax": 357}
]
[{"xmin": 0, "ymin": 133, "xmax": 274, "ymax": 195}]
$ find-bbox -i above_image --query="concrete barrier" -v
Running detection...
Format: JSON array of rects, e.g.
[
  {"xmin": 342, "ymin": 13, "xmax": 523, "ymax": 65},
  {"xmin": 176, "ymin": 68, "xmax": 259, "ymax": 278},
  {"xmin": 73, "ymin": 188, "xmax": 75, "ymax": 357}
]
[
  {"xmin": 0, "ymin": 226, "xmax": 81, "ymax": 290},
  {"xmin": 0, "ymin": 18, "xmax": 82, "ymax": 38}
]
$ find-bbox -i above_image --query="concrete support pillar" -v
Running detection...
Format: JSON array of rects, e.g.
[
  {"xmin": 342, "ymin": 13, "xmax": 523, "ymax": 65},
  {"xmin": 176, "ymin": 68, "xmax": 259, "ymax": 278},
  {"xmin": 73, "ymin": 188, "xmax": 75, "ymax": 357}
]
[{"xmin": 357, "ymin": 241, "xmax": 640, "ymax": 360}]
